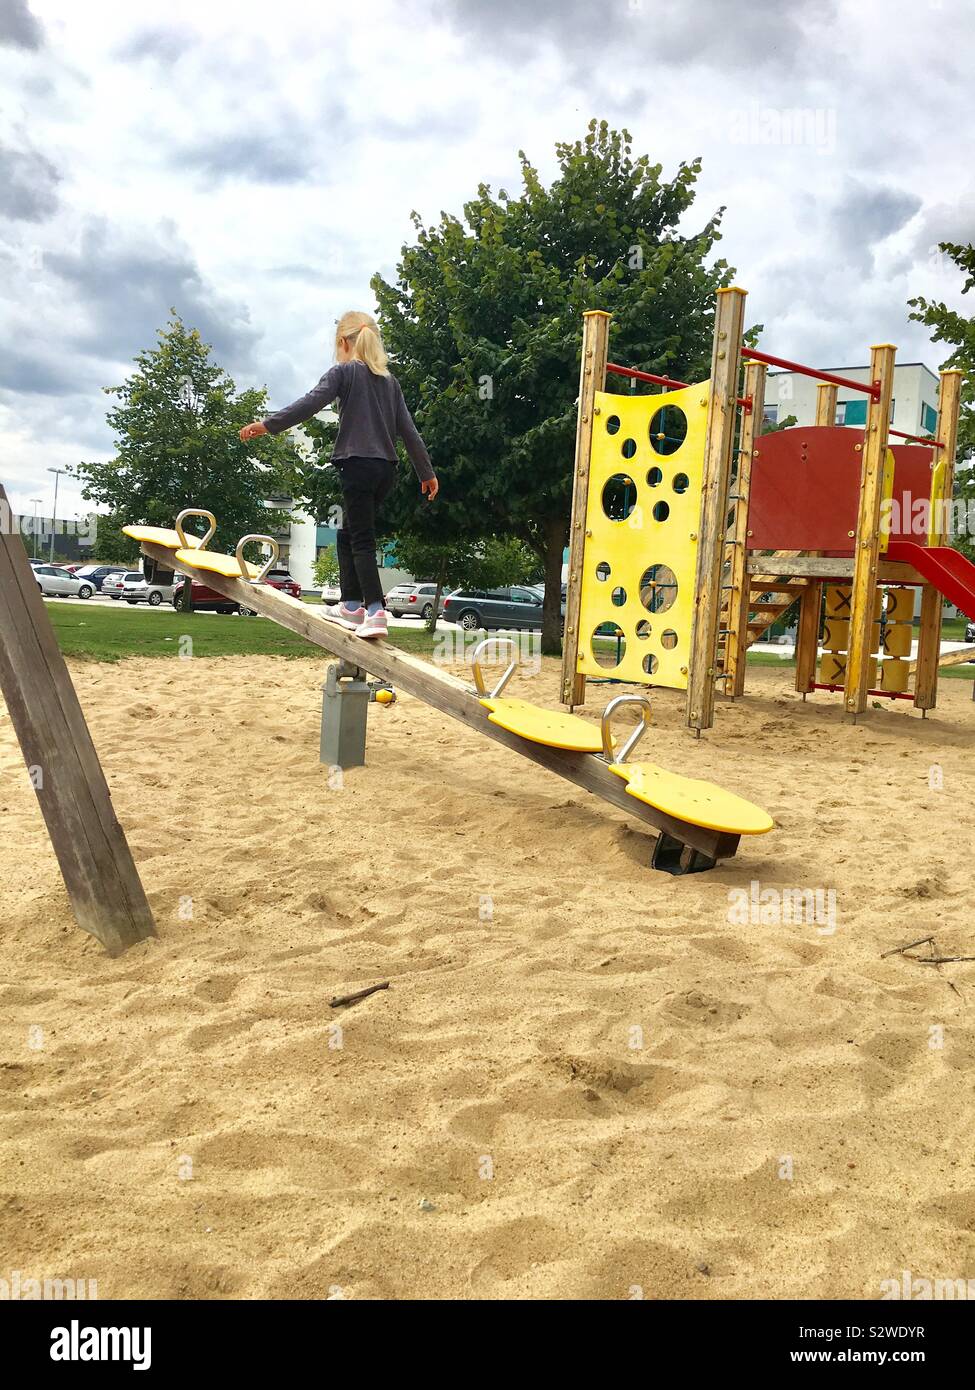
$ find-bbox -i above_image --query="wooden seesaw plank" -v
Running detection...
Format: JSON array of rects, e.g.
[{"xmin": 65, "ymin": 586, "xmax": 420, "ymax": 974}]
[
  {"xmin": 140, "ymin": 540, "xmax": 745, "ymax": 862},
  {"xmin": 0, "ymin": 483, "xmax": 156, "ymax": 955}
]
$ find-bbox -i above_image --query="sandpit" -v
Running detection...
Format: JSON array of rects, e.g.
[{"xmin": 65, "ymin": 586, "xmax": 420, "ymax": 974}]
[{"xmin": 1, "ymin": 654, "xmax": 973, "ymax": 1300}]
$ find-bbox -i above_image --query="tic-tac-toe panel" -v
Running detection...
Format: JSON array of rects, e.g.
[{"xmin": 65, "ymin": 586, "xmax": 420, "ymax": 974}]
[{"xmin": 576, "ymin": 383, "xmax": 708, "ymax": 690}]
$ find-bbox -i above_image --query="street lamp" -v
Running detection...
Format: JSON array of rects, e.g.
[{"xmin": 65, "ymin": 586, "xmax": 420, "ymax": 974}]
[
  {"xmin": 47, "ymin": 467, "xmax": 68, "ymax": 563},
  {"xmin": 29, "ymin": 498, "xmax": 42, "ymax": 559}
]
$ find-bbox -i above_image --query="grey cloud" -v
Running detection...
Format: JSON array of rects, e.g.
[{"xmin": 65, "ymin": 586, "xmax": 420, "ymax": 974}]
[
  {"xmin": 828, "ymin": 180, "xmax": 922, "ymax": 271},
  {"xmin": 43, "ymin": 218, "xmax": 260, "ymax": 369},
  {"xmin": 0, "ymin": 0, "xmax": 43, "ymax": 49},
  {"xmin": 436, "ymin": 0, "xmax": 837, "ymax": 71},
  {"xmin": 180, "ymin": 132, "xmax": 310, "ymax": 185},
  {"xmin": 0, "ymin": 142, "xmax": 60, "ymax": 221},
  {"xmin": 0, "ymin": 344, "xmax": 81, "ymax": 395},
  {"xmin": 114, "ymin": 24, "xmax": 196, "ymax": 64}
]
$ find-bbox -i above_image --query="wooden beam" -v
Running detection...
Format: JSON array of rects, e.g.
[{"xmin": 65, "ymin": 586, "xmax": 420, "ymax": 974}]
[
  {"xmin": 687, "ymin": 286, "xmax": 747, "ymax": 732},
  {"xmin": 0, "ymin": 483, "xmax": 156, "ymax": 956},
  {"xmin": 747, "ymin": 555, "xmax": 925, "ymax": 584},
  {"xmin": 561, "ymin": 310, "xmax": 610, "ymax": 709},
  {"xmin": 844, "ymin": 343, "xmax": 896, "ymax": 718},
  {"xmin": 914, "ymin": 369, "xmax": 963, "ymax": 711},
  {"xmin": 726, "ymin": 359, "xmax": 766, "ymax": 696},
  {"xmin": 907, "ymin": 644, "xmax": 975, "ymax": 676},
  {"xmin": 793, "ymin": 383, "xmax": 833, "ymax": 700},
  {"xmin": 143, "ymin": 542, "xmax": 739, "ymax": 860}
]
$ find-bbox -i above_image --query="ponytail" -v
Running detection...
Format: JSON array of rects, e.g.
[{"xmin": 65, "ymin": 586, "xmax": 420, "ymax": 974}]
[{"xmin": 335, "ymin": 310, "xmax": 389, "ymax": 377}]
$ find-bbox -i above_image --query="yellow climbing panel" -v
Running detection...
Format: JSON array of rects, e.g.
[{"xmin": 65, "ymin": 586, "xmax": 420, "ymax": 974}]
[
  {"xmin": 174, "ymin": 548, "xmax": 259, "ymax": 579},
  {"xmin": 122, "ymin": 525, "xmax": 204, "ymax": 550},
  {"xmin": 479, "ymin": 697, "xmax": 607, "ymax": 753},
  {"xmin": 609, "ymin": 762, "xmax": 773, "ymax": 835},
  {"xmin": 576, "ymin": 382, "xmax": 709, "ymax": 690}
]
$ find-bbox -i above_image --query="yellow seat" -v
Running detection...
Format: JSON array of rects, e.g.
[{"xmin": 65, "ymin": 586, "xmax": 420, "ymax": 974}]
[
  {"xmin": 173, "ymin": 548, "xmax": 259, "ymax": 578},
  {"xmin": 609, "ymin": 762, "xmax": 773, "ymax": 835},
  {"xmin": 479, "ymin": 697, "xmax": 607, "ymax": 753},
  {"xmin": 122, "ymin": 525, "xmax": 204, "ymax": 550}
]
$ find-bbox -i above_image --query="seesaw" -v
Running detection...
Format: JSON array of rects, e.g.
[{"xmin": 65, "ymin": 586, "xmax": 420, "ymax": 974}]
[{"xmin": 130, "ymin": 522, "xmax": 774, "ymax": 875}]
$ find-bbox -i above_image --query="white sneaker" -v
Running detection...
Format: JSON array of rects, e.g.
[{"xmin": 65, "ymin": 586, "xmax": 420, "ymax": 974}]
[
  {"xmin": 321, "ymin": 602, "xmax": 364, "ymax": 627},
  {"xmin": 355, "ymin": 609, "xmax": 389, "ymax": 640}
]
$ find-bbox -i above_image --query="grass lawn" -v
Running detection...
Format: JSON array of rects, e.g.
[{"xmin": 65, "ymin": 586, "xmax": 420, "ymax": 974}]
[{"xmin": 47, "ymin": 601, "xmax": 443, "ymax": 663}]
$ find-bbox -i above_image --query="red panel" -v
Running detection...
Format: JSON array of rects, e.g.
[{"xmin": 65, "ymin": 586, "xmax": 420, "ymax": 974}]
[{"xmin": 746, "ymin": 428, "xmax": 936, "ymax": 552}]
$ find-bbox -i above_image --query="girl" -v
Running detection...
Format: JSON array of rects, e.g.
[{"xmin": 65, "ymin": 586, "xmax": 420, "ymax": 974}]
[{"xmin": 240, "ymin": 310, "xmax": 437, "ymax": 639}]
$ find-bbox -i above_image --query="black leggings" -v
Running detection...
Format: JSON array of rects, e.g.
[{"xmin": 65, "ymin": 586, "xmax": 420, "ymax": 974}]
[{"xmin": 334, "ymin": 456, "xmax": 397, "ymax": 608}]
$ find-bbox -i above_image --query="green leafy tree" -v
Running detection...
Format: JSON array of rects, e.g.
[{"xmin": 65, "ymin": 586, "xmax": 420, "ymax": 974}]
[
  {"xmin": 391, "ymin": 535, "xmax": 539, "ymax": 631},
  {"xmin": 367, "ymin": 119, "xmax": 736, "ymax": 653},
  {"xmin": 313, "ymin": 544, "xmax": 340, "ymax": 588},
  {"xmin": 73, "ymin": 314, "xmax": 300, "ymax": 557},
  {"xmin": 90, "ymin": 512, "xmax": 141, "ymax": 564},
  {"xmin": 909, "ymin": 242, "xmax": 975, "ymax": 559}
]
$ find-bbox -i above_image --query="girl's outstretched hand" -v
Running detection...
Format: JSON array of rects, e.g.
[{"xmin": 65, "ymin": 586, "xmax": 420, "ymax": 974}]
[
  {"xmin": 422, "ymin": 477, "xmax": 439, "ymax": 501},
  {"xmin": 239, "ymin": 421, "xmax": 268, "ymax": 442}
]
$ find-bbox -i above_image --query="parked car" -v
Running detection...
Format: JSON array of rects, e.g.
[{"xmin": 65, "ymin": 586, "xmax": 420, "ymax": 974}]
[
  {"xmin": 73, "ymin": 563, "xmax": 128, "ymax": 591},
  {"xmin": 441, "ymin": 586, "xmax": 545, "ymax": 631},
  {"xmin": 102, "ymin": 570, "xmax": 140, "ymax": 599},
  {"xmin": 320, "ymin": 582, "xmax": 342, "ymax": 604},
  {"xmin": 262, "ymin": 567, "xmax": 302, "ymax": 599},
  {"xmin": 385, "ymin": 582, "xmax": 444, "ymax": 620},
  {"xmin": 122, "ymin": 573, "xmax": 174, "ymax": 606},
  {"xmin": 966, "ymin": 619, "xmax": 975, "ymax": 643},
  {"xmin": 34, "ymin": 564, "xmax": 94, "ymax": 599},
  {"xmin": 172, "ymin": 577, "xmax": 239, "ymax": 614}
]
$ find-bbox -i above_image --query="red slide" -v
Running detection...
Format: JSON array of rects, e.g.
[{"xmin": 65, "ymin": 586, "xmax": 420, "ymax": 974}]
[{"xmin": 886, "ymin": 541, "xmax": 975, "ymax": 621}]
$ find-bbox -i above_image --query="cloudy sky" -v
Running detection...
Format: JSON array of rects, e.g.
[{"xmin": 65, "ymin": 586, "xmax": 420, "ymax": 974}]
[{"xmin": 2, "ymin": 0, "xmax": 973, "ymax": 522}]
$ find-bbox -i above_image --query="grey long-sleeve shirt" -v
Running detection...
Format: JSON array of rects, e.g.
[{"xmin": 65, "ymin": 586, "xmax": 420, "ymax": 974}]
[{"xmin": 261, "ymin": 360, "xmax": 435, "ymax": 482}]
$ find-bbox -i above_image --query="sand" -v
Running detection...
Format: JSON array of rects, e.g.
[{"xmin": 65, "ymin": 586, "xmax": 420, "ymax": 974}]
[{"xmin": 1, "ymin": 652, "xmax": 973, "ymax": 1301}]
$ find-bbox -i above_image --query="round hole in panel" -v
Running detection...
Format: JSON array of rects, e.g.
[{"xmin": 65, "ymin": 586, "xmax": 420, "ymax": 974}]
[
  {"xmin": 635, "ymin": 620, "xmax": 652, "ymax": 640},
  {"xmin": 595, "ymin": 561, "xmax": 611, "ymax": 582},
  {"xmin": 611, "ymin": 586, "xmax": 626, "ymax": 607},
  {"xmin": 643, "ymin": 653, "xmax": 659, "ymax": 676},
  {"xmin": 652, "ymin": 501, "xmax": 670, "ymax": 522},
  {"xmin": 661, "ymin": 629, "xmax": 678, "ymax": 650},
  {"xmin": 592, "ymin": 624, "xmax": 626, "ymax": 669},
  {"xmin": 602, "ymin": 473, "xmax": 637, "ymax": 522},
  {"xmin": 649, "ymin": 405, "xmax": 688, "ymax": 456},
  {"xmin": 621, "ymin": 438, "xmax": 637, "ymax": 459},
  {"xmin": 606, "ymin": 415, "xmax": 621, "ymax": 435},
  {"xmin": 672, "ymin": 472, "xmax": 690, "ymax": 494},
  {"xmin": 646, "ymin": 466, "xmax": 663, "ymax": 487},
  {"xmin": 639, "ymin": 564, "xmax": 678, "ymax": 614}
]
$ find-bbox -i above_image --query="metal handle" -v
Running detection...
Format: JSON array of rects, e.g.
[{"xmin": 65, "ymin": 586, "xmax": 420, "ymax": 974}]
[
  {"xmin": 235, "ymin": 534, "xmax": 280, "ymax": 584},
  {"xmin": 471, "ymin": 637, "xmax": 519, "ymax": 698},
  {"xmin": 174, "ymin": 508, "xmax": 216, "ymax": 550},
  {"xmin": 600, "ymin": 694, "xmax": 652, "ymax": 764}
]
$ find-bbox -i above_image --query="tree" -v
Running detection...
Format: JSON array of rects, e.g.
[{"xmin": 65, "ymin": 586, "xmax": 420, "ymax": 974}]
[
  {"xmin": 73, "ymin": 314, "xmax": 300, "ymax": 560},
  {"xmin": 369, "ymin": 120, "xmax": 736, "ymax": 653},
  {"xmin": 909, "ymin": 241, "xmax": 975, "ymax": 559},
  {"xmin": 90, "ymin": 512, "xmax": 141, "ymax": 564},
  {"xmin": 313, "ymin": 544, "xmax": 340, "ymax": 588},
  {"xmin": 390, "ymin": 535, "xmax": 539, "ymax": 631}
]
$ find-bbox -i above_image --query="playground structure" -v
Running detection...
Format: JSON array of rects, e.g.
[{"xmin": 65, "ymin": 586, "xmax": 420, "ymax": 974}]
[{"xmin": 560, "ymin": 288, "xmax": 971, "ymax": 732}]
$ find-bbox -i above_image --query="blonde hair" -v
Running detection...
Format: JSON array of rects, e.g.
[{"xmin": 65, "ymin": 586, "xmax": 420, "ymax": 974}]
[{"xmin": 335, "ymin": 310, "xmax": 389, "ymax": 376}]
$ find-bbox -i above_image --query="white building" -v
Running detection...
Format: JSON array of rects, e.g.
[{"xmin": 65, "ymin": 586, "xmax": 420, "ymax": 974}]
[{"xmin": 762, "ymin": 362, "xmax": 941, "ymax": 436}]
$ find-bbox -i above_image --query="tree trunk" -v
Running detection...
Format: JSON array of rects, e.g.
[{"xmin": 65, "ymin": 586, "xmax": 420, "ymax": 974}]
[
  {"xmin": 540, "ymin": 515, "xmax": 566, "ymax": 657},
  {"xmin": 426, "ymin": 558, "xmax": 446, "ymax": 634}
]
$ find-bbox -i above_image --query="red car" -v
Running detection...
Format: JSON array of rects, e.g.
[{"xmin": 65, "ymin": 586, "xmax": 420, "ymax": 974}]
[{"xmin": 172, "ymin": 567, "xmax": 302, "ymax": 614}]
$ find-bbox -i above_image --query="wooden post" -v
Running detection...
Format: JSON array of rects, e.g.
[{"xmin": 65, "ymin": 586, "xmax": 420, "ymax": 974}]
[
  {"xmin": 914, "ymin": 369, "xmax": 962, "ymax": 712},
  {"xmin": 0, "ymin": 484, "xmax": 156, "ymax": 955},
  {"xmin": 844, "ymin": 344, "xmax": 896, "ymax": 719},
  {"xmin": 725, "ymin": 359, "xmax": 766, "ymax": 697},
  {"xmin": 794, "ymin": 382, "xmax": 835, "ymax": 693},
  {"xmin": 687, "ymin": 287, "xmax": 746, "ymax": 733},
  {"xmin": 561, "ymin": 310, "xmax": 610, "ymax": 708}
]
